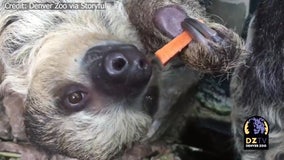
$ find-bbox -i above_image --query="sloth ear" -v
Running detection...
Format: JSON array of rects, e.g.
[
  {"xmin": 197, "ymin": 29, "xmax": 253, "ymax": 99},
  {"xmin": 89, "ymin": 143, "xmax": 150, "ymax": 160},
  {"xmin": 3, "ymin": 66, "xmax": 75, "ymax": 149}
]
[
  {"xmin": 0, "ymin": 74, "xmax": 29, "ymax": 98},
  {"xmin": 0, "ymin": 60, "xmax": 29, "ymax": 98}
]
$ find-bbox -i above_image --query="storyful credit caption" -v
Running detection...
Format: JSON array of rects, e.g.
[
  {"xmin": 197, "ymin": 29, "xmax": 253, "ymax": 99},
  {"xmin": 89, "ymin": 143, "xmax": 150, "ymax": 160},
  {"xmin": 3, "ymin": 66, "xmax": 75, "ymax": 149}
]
[{"xmin": 4, "ymin": 2, "xmax": 107, "ymax": 10}]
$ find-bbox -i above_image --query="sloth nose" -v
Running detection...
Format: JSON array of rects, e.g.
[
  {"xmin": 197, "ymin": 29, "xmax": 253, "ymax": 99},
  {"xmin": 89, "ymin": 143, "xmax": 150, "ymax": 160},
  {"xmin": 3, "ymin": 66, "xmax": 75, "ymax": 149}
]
[
  {"xmin": 85, "ymin": 44, "xmax": 152, "ymax": 96},
  {"xmin": 104, "ymin": 45, "xmax": 150, "ymax": 81}
]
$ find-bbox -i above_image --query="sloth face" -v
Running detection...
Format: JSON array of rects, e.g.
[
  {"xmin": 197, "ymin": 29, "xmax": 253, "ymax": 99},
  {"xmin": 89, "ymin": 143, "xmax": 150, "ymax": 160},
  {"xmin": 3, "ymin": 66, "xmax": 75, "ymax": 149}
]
[{"xmin": 23, "ymin": 30, "xmax": 159, "ymax": 159}]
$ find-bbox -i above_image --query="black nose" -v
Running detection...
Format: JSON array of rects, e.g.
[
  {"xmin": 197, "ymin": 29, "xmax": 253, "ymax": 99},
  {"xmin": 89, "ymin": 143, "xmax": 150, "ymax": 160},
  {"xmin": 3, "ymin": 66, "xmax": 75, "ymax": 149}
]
[
  {"xmin": 85, "ymin": 44, "xmax": 152, "ymax": 96},
  {"xmin": 104, "ymin": 46, "xmax": 150, "ymax": 82}
]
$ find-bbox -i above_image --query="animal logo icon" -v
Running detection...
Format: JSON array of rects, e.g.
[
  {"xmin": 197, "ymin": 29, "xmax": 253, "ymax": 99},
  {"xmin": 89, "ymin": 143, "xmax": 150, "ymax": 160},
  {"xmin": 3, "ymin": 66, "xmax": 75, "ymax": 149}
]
[
  {"xmin": 244, "ymin": 117, "xmax": 269, "ymax": 136},
  {"xmin": 243, "ymin": 116, "xmax": 269, "ymax": 150}
]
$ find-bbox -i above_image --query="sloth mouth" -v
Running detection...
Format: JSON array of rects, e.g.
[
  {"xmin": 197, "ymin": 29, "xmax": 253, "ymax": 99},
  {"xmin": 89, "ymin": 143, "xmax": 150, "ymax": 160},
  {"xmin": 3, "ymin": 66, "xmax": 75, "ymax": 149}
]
[
  {"xmin": 142, "ymin": 56, "xmax": 161, "ymax": 117},
  {"xmin": 143, "ymin": 85, "xmax": 159, "ymax": 117}
]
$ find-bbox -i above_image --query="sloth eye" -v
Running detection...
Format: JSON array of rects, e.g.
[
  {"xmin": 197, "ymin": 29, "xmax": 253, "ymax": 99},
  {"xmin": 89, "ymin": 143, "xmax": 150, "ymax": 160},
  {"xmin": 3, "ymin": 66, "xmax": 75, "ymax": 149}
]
[
  {"xmin": 63, "ymin": 90, "xmax": 88, "ymax": 111},
  {"xmin": 68, "ymin": 91, "xmax": 84, "ymax": 104}
]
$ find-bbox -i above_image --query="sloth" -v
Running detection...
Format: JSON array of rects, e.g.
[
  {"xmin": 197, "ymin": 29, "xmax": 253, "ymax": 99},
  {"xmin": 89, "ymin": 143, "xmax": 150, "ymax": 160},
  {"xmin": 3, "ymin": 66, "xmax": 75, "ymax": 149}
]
[
  {"xmin": 231, "ymin": 0, "xmax": 284, "ymax": 159},
  {"xmin": 0, "ymin": 0, "xmax": 242, "ymax": 159}
]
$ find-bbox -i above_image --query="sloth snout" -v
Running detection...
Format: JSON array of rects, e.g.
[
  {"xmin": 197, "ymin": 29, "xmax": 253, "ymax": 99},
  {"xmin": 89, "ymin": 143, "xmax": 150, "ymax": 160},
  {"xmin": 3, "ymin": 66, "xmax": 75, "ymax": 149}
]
[{"xmin": 84, "ymin": 43, "xmax": 152, "ymax": 97}]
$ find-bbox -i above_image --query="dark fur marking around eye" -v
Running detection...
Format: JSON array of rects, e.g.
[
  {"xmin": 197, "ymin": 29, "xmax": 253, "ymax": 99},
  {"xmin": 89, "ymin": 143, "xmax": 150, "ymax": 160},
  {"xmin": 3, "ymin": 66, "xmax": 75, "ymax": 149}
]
[{"xmin": 54, "ymin": 83, "xmax": 90, "ymax": 112}]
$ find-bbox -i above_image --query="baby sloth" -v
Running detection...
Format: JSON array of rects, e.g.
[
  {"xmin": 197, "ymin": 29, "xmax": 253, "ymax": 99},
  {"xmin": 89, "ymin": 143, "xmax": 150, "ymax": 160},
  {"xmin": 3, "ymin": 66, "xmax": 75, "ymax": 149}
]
[
  {"xmin": 231, "ymin": 0, "xmax": 284, "ymax": 159},
  {"xmin": 0, "ymin": 0, "xmax": 242, "ymax": 159}
]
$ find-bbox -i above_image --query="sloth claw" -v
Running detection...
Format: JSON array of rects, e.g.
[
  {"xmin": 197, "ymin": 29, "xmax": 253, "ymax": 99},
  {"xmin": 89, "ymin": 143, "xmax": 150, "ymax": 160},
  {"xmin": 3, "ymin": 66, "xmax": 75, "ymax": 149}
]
[
  {"xmin": 181, "ymin": 17, "xmax": 223, "ymax": 46},
  {"xmin": 179, "ymin": 17, "xmax": 242, "ymax": 73}
]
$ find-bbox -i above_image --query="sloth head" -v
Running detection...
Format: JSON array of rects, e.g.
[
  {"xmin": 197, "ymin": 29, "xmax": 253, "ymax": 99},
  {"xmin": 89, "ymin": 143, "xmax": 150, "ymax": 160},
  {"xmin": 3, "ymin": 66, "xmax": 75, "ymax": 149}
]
[
  {"xmin": 24, "ymin": 31, "xmax": 159, "ymax": 159},
  {"xmin": 0, "ymin": 8, "xmax": 159, "ymax": 160}
]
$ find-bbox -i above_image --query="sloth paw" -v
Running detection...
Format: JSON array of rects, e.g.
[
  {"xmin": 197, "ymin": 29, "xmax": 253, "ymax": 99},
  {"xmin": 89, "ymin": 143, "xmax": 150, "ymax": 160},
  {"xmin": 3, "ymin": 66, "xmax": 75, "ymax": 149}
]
[
  {"xmin": 180, "ymin": 18, "xmax": 243, "ymax": 73},
  {"xmin": 154, "ymin": 5, "xmax": 243, "ymax": 73}
]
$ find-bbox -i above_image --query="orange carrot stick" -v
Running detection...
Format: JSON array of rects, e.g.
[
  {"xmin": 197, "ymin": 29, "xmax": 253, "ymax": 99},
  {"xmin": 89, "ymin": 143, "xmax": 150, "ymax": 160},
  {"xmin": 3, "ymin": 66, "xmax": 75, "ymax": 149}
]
[{"xmin": 155, "ymin": 31, "xmax": 192, "ymax": 65}]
